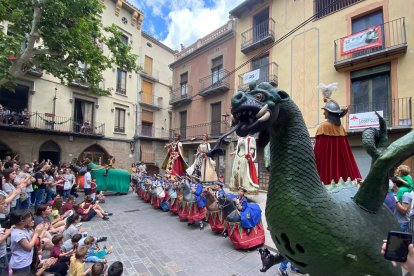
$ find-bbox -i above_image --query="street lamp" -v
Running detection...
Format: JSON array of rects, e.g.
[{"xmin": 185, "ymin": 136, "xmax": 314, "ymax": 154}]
[{"xmin": 51, "ymin": 86, "xmax": 58, "ymax": 130}]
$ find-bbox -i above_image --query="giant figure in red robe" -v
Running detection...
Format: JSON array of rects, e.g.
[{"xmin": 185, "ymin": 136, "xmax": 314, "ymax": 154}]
[
  {"xmin": 162, "ymin": 133, "xmax": 188, "ymax": 176},
  {"xmin": 314, "ymin": 83, "xmax": 361, "ymax": 184}
]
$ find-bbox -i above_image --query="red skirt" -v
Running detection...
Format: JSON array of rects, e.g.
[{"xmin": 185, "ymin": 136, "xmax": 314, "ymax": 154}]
[
  {"xmin": 225, "ymin": 220, "xmax": 265, "ymax": 250},
  {"xmin": 169, "ymin": 198, "xmax": 180, "ymax": 214},
  {"xmin": 144, "ymin": 191, "xmax": 151, "ymax": 203},
  {"xmin": 206, "ymin": 210, "xmax": 225, "ymax": 233},
  {"xmin": 314, "ymin": 135, "xmax": 361, "ymax": 185},
  {"xmin": 187, "ymin": 203, "xmax": 206, "ymax": 223},
  {"xmin": 178, "ymin": 201, "xmax": 189, "ymax": 221},
  {"xmin": 151, "ymin": 196, "xmax": 161, "ymax": 209}
]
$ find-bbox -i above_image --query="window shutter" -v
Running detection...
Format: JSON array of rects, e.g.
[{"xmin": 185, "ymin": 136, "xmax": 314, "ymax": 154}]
[{"xmin": 141, "ymin": 110, "xmax": 153, "ymax": 123}]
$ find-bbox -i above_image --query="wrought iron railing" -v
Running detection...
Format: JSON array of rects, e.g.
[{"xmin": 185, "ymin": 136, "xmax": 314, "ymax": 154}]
[
  {"xmin": 169, "ymin": 121, "xmax": 231, "ymax": 141},
  {"xmin": 238, "ymin": 62, "xmax": 278, "ymax": 90},
  {"xmin": 345, "ymin": 97, "xmax": 412, "ymax": 129},
  {"xmin": 199, "ymin": 69, "xmax": 230, "ymax": 93},
  {"xmin": 169, "ymin": 84, "xmax": 193, "ymax": 105},
  {"xmin": 241, "ymin": 18, "xmax": 275, "ymax": 51},
  {"xmin": 137, "ymin": 125, "xmax": 170, "ymax": 138},
  {"xmin": 315, "ymin": 0, "xmax": 364, "ymax": 19},
  {"xmin": 116, "ymin": 87, "xmax": 126, "ymax": 95},
  {"xmin": 0, "ymin": 110, "xmax": 105, "ymax": 136},
  {"xmin": 334, "ymin": 18, "xmax": 407, "ymax": 64}
]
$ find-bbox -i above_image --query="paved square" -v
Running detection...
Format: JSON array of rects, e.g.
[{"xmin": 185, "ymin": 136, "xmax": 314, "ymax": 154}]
[{"xmin": 83, "ymin": 192, "xmax": 281, "ymax": 276}]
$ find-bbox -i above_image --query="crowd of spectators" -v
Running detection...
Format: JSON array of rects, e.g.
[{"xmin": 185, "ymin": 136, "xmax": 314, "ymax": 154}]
[
  {"xmin": 0, "ymin": 155, "xmax": 123, "ymax": 275},
  {"xmin": 0, "ymin": 105, "xmax": 31, "ymax": 126}
]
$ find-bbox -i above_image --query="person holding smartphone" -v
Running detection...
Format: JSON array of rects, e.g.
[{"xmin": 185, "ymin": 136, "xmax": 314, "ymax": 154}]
[{"xmin": 382, "ymin": 240, "xmax": 414, "ymax": 273}]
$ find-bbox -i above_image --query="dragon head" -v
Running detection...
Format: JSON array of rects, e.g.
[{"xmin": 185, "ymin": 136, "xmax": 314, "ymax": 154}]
[{"xmin": 231, "ymin": 82, "xmax": 289, "ymax": 139}]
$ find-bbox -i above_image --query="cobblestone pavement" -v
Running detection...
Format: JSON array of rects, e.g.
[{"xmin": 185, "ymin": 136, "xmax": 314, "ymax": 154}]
[{"xmin": 83, "ymin": 191, "xmax": 287, "ymax": 276}]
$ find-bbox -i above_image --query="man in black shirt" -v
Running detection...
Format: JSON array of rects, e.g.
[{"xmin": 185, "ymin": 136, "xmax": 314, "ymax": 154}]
[{"xmin": 34, "ymin": 165, "xmax": 50, "ymax": 211}]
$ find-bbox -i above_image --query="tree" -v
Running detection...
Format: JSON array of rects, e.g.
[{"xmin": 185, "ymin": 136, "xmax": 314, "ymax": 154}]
[{"xmin": 0, "ymin": 0, "xmax": 140, "ymax": 96}]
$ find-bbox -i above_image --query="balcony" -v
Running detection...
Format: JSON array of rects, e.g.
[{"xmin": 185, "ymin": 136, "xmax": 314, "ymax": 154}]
[
  {"xmin": 116, "ymin": 87, "xmax": 126, "ymax": 95},
  {"xmin": 169, "ymin": 84, "xmax": 193, "ymax": 106},
  {"xmin": 238, "ymin": 62, "xmax": 278, "ymax": 90},
  {"xmin": 241, "ymin": 18, "xmax": 275, "ymax": 54},
  {"xmin": 345, "ymin": 97, "xmax": 412, "ymax": 131},
  {"xmin": 199, "ymin": 69, "xmax": 230, "ymax": 97},
  {"xmin": 139, "ymin": 68, "xmax": 159, "ymax": 82},
  {"xmin": 334, "ymin": 18, "xmax": 407, "ymax": 71},
  {"xmin": 173, "ymin": 20, "xmax": 235, "ymax": 61},
  {"xmin": 137, "ymin": 125, "xmax": 170, "ymax": 140},
  {"xmin": 169, "ymin": 121, "xmax": 231, "ymax": 141},
  {"xmin": 138, "ymin": 93, "xmax": 162, "ymax": 110},
  {"xmin": 0, "ymin": 111, "xmax": 105, "ymax": 137}
]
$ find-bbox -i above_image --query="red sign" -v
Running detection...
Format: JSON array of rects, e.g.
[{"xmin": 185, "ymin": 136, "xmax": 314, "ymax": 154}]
[{"xmin": 340, "ymin": 25, "xmax": 383, "ymax": 56}]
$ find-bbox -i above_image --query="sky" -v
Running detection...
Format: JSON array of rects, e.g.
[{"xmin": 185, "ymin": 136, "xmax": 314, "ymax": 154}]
[{"xmin": 130, "ymin": 0, "xmax": 245, "ymax": 51}]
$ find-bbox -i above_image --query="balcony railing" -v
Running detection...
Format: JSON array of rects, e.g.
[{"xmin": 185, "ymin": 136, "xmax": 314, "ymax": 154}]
[
  {"xmin": 315, "ymin": 0, "xmax": 364, "ymax": 19},
  {"xmin": 345, "ymin": 97, "xmax": 412, "ymax": 129},
  {"xmin": 116, "ymin": 87, "xmax": 126, "ymax": 95},
  {"xmin": 169, "ymin": 121, "xmax": 231, "ymax": 141},
  {"xmin": 0, "ymin": 111, "xmax": 105, "ymax": 136},
  {"xmin": 139, "ymin": 68, "xmax": 159, "ymax": 81},
  {"xmin": 241, "ymin": 18, "xmax": 275, "ymax": 54},
  {"xmin": 138, "ymin": 93, "xmax": 162, "ymax": 109},
  {"xmin": 199, "ymin": 69, "xmax": 230, "ymax": 97},
  {"xmin": 238, "ymin": 62, "xmax": 278, "ymax": 90},
  {"xmin": 174, "ymin": 20, "xmax": 235, "ymax": 61},
  {"xmin": 334, "ymin": 18, "xmax": 407, "ymax": 70},
  {"xmin": 137, "ymin": 125, "xmax": 170, "ymax": 139},
  {"xmin": 169, "ymin": 84, "xmax": 193, "ymax": 106}
]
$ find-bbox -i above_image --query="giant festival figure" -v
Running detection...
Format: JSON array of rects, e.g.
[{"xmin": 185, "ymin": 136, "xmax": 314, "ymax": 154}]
[
  {"xmin": 162, "ymin": 133, "xmax": 188, "ymax": 176},
  {"xmin": 314, "ymin": 83, "xmax": 362, "ymax": 185},
  {"xmin": 229, "ymin": 135, "xmax": 259, "ymax": 193},
  {"xmin": 201, "ymin": 81, "xmax": 414, "ymax": 275},
  {"xmin": 186, "ymin": 134, "xmax": 217, "ymax": 183}
]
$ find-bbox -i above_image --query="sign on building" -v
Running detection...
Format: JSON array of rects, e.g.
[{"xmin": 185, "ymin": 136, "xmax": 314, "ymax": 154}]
[
  {"xmin": 243, "ymin": 69, "xmax": 260, "ymax": 84},
  {"xmin": 340, "ymin": 25, "xmax": 383, "ymax": 56},
  {"xmin": 348, "ymin": 111, "xmax": 384, "ymax": 129}
]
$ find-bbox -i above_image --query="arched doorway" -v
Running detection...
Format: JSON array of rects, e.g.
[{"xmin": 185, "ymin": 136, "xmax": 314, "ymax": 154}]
[
  {"xmin": 0, "ymin": 141, "xmax": 13, "ymax": 160},
  {"xmin": 79, "ymin": 144, "xmax": 109, "ymax": 165},
  {"xmin": 38, "ymin": 140, "xmax": 61, "ymax": 165}
]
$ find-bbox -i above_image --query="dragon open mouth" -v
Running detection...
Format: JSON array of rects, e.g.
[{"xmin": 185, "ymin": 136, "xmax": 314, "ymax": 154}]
[{"xmin": 232, "ymin": 104, "xmax": 271, "ymax": 137}]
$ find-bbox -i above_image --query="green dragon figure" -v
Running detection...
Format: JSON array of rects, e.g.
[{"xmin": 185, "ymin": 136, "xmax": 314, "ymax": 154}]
[{"xmin": 226, "ymin": 82, "xmax": 414, "ymax": 275}]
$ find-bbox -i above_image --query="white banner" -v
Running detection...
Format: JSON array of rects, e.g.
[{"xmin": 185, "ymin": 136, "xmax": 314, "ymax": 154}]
[
  {"xmin": 243, "ymin": 69, "xmax": 260, "ymax": 84},
  {"xmin": 348, "ymin": 111, "xmax": 384, "ymax": 129}
]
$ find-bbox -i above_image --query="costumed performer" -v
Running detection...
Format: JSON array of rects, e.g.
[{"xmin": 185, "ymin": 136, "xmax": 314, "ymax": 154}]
[
  {"xmin": 186, "ymin": 134, "xmax": 218, "ymax": 183},
  {"xmin": 229, "ymin": 135, "xmax": 259, "ymax": 193},
  {"xmin": 314, "ymin": 83, "xmax": 361, "ymax": 184},
  {"xmin": 162, "ymin": 133, "xmax": 188, "ymax": 176}
]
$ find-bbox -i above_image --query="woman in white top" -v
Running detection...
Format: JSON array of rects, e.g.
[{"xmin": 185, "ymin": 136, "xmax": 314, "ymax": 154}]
[
  {"xmin": 2, "ymin": 168, "xmax": 19, "ymax": 211},
  {"xmin": 9, "ymin": 210, "xmax": 46, "ymax": 275}
]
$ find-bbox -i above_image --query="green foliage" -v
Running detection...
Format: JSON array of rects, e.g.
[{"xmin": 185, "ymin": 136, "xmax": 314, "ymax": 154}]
[{"xmin": 0, "ymin": 0, "xmax": 141, "ymax": 96}]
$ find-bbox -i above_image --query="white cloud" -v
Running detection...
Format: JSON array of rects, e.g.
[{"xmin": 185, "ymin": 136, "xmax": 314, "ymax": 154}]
[{"xmin": 131, "ymin": 0, "xmax": 245, "ymax": 50}]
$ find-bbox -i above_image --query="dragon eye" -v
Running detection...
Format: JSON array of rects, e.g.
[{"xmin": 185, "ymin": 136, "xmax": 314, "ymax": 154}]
[{"xmin": 255, "ymin": 93, "xmax": 264, "ymax": 101}]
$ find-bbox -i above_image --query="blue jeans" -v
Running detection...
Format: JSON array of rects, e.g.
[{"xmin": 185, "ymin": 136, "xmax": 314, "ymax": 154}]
[
  {"xmin": 86, "ymin": 255, "xmax": 106, "ymax": 263},
  {"xmin": 19, "ymin": 195, "xmax": 31, "ymax": 210},
  {"xmin": 34, "ymin": 189, "xmax": 46, "ymax": 211},
  {"xmin": 400, "ymin": 222, "xmax": 409, "ymax": 232},
  {"xmin": 45, "ymin": 188, "xmax": 55, "ymax": 203},
  {"xmin": 280, "ymin": 259, "xmax": 299, "ymax": 272},
  {"xmin": 63, "ymin": 189, "xmax": 70, "ymax": 199}
]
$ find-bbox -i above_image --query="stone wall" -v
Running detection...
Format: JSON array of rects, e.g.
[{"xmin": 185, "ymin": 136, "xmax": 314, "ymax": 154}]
[{"xmin": 0, "ymin": 129, "xmax": 133, "ymax": 169}]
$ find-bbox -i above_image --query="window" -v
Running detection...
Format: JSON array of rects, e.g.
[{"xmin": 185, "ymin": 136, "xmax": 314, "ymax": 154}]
[
  {"xmin": 114, "ymin": 108, "xmax": 126, "ymax": 133},
  {"xmin": 141, "ymin": 80, "xmax": 153, "ymax": 104},
  {"xmin": 140, "ymin": 140, "xmax": 154, "ymax": 163},
  {"xmin": 144, "ymin": 56, "xmax": 153, "ymax": 75},
  {"xmin": 351, "ymin": 64, "xmax": 391, "ymax": 121},
  {"xmin": 351, "ymin": 10, "xmax": 384, "ymax": 57},
  {"xmin": 211, "ymin": 102, "xmax": 221, "ymax": 136},
  {"xmin": 253, "ymin": 8, "xmax": 269, "ymax": 43},
  {"xmin": 116, "ymin": 68, "xmax": 127, "ymax": 95},
  {"xmin": 252, "ymin": 55, "xmax": 269, "ymax": 83},
  {"xmin": 179, "ymin": 111, "xmax": 187, "ymax": 139},
  {"xmin": 180, "ymin": 72, "xmax": 188, "ymax": 97},
  {"xmin": 121, "ymin": 34, "xmax": 129, "ymax": 45},
  {"xmin": 141, "ymin": 110, "xmax": 153, "ymax": 136},
  {"xmin": 211, "ymin": 56, "xmax": 223, "ymax": 84},
  {"xmin": 74, "ymin": 99, "xmax": 94, "ymax": 132},
  {"xmin": 315, "ymin": 0, "xmax": 363, "ymax": 19},
  {"xmin": 141, "ymin": 122, "xmax": 153, "ymax": 136}
]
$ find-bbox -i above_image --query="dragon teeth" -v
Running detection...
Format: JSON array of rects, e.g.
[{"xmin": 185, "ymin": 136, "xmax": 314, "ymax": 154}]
[
  {"xmin": 256, "ymin": 104, "xmax": 268, "ymax": 118},
  {"xmin": 258, "ymin": 110, "xmax": 271, "ymax": 122}
]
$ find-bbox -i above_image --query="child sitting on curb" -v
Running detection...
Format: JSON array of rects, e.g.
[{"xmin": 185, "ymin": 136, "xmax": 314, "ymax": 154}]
[{"xmin": 83, "ymin": 236, "xmax": 112, "ymax": 263}]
